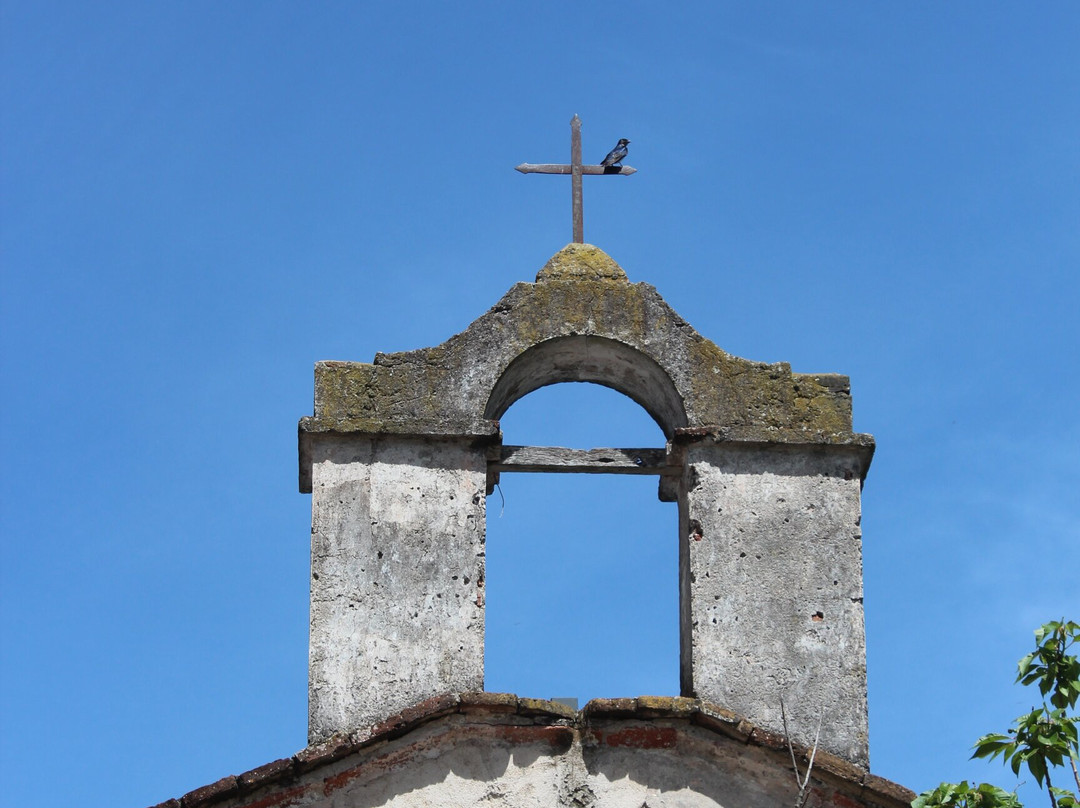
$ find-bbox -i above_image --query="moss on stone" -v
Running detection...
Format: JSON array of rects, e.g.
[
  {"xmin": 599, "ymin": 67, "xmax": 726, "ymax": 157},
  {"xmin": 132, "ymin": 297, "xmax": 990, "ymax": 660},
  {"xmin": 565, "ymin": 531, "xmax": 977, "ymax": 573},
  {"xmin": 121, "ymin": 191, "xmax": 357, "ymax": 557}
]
[
  {"xmin": 535, "ymin": 243, "xmax": 628, "ymax": 283},
  {"xmin": 301, "ymin": 245, "xmax": 863, "ymax": 444}
]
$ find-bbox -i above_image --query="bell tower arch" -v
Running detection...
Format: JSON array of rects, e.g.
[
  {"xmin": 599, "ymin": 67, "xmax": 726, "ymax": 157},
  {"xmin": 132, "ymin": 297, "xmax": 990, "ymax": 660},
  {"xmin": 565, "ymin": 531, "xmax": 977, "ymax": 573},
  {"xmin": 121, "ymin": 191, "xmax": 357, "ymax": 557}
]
[
  {"xmin": 484, "ymin": 335, "xmax": 688, "ymax": 437},
  {"xmin": 299, "ymin": 244, "xmax": 874, "ymax": 765}
]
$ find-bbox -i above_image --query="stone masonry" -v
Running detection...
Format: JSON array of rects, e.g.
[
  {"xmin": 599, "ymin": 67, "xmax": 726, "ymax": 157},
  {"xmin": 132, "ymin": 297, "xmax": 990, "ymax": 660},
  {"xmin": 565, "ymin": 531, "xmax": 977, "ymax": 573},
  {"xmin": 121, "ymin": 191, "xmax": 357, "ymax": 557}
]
[{"xmin": 298, "ymin": 244, "xmax": 875, "ymax": 765}]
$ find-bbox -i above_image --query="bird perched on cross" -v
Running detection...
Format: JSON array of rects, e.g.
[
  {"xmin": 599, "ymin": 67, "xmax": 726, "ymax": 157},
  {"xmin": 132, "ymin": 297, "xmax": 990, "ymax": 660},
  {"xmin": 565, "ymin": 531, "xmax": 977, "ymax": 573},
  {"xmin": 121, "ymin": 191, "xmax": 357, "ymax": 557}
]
[{"xmin": 601, "ymin": 138, "xmax": 630, "ymax": 167}]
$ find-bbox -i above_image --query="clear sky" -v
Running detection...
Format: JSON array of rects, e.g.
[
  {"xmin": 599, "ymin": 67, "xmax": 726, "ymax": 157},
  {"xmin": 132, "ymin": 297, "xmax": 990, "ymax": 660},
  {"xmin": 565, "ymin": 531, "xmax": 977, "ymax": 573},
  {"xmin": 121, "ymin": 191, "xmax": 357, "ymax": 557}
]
[{"xmin": 1, "ymin": 3, "xmax": 1078, "ymax": 807}]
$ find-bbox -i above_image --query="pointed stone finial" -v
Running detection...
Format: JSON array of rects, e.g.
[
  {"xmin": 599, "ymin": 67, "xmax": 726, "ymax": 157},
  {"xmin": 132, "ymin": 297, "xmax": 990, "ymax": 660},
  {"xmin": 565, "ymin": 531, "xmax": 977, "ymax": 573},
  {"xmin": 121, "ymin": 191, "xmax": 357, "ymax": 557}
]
[{"xmin": 535, "ymin": 243, "xmax": 628, "ymax": 283}]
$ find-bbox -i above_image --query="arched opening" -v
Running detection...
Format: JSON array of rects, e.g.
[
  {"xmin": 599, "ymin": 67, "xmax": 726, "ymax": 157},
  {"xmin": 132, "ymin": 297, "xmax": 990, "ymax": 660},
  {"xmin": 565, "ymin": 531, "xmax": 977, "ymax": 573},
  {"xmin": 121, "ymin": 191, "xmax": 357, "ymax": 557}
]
[
  {"xmin": 484, "ymin": 381, "xmax": 680, "ymax": 704},
  {"xmin": 485, "ymin": 335, "xmax": 688, "ymax": 438}
]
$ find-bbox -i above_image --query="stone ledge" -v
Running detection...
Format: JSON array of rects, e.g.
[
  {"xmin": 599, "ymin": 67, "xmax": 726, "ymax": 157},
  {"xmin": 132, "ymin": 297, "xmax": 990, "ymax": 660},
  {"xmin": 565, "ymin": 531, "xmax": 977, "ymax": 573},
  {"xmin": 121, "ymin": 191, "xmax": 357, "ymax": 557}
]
[
  {"xmin": 179, "ymin": 774, "xmax": 238, "ymax": 808},
  {"xmin": 517, "ymin": 696, "xmax": 577, "ymax": 720},
  {"xmin": 583, "ymin": 696, "xmax": 639, "ymax": 719},
  {"xmin": 864, "ymin": 773, "xmax": 920, "ymax": 804},
  {"xmin": 691, "ymin": 702, "xmax": 752, "ymax": 743},
  {"xmin": 297, "ymin": 424, "xmax": 500, "ymax": 493},
  {"xmin": 673, "ymin": 426, "xmax": 876, "ymax": 479},
  {"xmin": 458, "ymin": 691, "xmax": 518, "ymax": 713},
  {"xmin": 674, "ymin": 425, "xmax": 875, "ymax": 449},
  {"xmin": 235, "ymin": 758, "xmax": 294, "ymax": 790},
  {"xmin": 293, "ymin": 731, "xmax": 356, "ymax": 774}
]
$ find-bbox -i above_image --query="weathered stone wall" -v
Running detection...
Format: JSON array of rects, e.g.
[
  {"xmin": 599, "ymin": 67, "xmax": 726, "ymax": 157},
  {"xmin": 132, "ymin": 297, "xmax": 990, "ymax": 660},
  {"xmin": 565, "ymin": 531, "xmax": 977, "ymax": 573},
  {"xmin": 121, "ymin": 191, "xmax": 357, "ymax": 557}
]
[
  {"xmin": 680, "ymin": 438, "xmax": 871, "ymax": 766},
  {"xmin": 298, "ymin": 244, "xmax": 876, "ymax": 764},
  {"xmin": 308, "ymin": 435, "xmax": 487, "ymax": 742}
]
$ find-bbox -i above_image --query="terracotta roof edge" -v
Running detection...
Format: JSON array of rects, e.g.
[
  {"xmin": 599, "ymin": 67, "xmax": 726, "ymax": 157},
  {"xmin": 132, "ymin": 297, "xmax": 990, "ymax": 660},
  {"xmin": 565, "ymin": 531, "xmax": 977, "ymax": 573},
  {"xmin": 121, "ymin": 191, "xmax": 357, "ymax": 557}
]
[{"xmin": 151, "ymin": 693, "xmax": 914, "ymax": 808}]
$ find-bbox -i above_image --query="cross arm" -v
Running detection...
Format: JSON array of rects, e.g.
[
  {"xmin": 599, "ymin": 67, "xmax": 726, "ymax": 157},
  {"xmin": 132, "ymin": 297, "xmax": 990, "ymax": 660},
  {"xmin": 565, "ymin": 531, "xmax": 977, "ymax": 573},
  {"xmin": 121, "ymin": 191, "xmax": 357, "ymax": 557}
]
[{"xmin": 515, "ymin": 163, "xmax": 637, "ymax": 176}]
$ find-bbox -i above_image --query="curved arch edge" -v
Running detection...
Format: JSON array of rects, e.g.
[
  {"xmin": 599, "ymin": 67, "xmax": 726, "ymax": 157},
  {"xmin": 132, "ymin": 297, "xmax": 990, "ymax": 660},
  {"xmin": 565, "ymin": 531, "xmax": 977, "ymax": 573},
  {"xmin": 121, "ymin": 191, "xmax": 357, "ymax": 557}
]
[{"xmin": 484, "ymin": 335, "xmax": 688, "ymax": 439}]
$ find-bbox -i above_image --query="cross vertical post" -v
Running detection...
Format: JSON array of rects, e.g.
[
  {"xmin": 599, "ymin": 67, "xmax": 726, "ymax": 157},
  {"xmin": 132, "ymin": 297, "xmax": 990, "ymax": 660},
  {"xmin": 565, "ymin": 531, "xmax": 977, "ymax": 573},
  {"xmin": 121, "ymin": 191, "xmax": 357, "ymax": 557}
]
[
  {"xmin": 515, "ymin": 116, "xmax": 636, "ymax": 245},
  {"xmin": 571, "ymin": 114, "xmax": 584, "ymax": 243}
]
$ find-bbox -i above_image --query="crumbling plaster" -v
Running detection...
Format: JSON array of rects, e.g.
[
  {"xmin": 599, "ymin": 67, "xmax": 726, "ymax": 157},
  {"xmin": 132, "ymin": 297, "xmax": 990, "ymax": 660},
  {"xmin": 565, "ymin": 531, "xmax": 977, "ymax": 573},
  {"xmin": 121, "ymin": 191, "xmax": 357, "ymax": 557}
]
[
  {"xmin": 308, "ymin": 435, "xmax": 487, "ymax": 741},
  {"xmin": 680, "ymin": 440, "xmax": 870, "ymax": 765}
]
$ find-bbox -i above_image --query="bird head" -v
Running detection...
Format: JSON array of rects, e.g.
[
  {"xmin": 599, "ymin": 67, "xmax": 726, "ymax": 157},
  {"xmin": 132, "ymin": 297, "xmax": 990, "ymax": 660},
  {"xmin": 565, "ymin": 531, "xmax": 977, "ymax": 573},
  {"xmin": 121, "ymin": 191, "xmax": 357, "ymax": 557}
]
[{"xmin": 618, "ymin": 138, "xmax": 630, "ymax": 146}]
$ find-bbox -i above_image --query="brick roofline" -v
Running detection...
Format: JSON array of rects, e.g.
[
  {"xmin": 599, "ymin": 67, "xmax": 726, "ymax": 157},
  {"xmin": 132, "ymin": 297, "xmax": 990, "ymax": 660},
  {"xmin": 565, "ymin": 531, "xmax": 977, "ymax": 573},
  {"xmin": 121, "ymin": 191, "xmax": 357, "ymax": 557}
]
[{"xmin": 149, "ymin": 693, "xmax": 915, "ymax": 808}]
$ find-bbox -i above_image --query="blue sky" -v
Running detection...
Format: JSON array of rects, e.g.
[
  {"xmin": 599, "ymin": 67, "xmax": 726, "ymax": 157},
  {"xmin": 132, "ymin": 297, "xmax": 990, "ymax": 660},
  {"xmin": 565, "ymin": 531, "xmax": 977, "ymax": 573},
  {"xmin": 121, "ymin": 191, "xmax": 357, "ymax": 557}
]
[{"xmin": 2, "ymin": 3, "xmax": 1078, "ymax": 806}]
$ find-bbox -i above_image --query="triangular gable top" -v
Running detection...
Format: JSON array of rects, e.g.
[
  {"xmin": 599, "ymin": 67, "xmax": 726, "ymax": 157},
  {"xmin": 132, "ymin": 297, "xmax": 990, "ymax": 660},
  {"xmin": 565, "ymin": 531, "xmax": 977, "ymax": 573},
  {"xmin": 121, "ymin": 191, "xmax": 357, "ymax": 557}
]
[
  {"xmin": 299, "ymin": 244, "xmax": 871, "ymax": 491},
  {"xmin": 149, "ymin": 695, "xmax": 916, "ymax": 808}
]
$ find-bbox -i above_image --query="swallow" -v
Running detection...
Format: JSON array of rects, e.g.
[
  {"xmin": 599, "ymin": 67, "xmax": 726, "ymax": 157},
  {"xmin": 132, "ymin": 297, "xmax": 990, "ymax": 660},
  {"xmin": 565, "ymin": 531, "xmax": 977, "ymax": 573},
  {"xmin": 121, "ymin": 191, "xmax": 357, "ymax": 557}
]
[{"xmin": 600, "ymin": 138, "xmax": 630, "ymax": 167}]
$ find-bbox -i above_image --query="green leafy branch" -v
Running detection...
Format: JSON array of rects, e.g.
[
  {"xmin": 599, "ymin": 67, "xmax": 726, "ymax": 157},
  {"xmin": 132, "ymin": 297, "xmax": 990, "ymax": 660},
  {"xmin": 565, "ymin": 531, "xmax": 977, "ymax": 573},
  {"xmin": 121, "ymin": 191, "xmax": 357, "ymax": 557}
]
[
  {"xmin": 914, "ymin": 620, "xmax": 1080, "ymax": 808},
  {"xmin": 973, "ymin": 708, "xmax": 1078, "ymax": 803},
  {"xmin": 912, "ymin": 781, "xmax": 1022, "ymax": 808},
  {"xmin": 1017, "ymin": 621, "xmax": 1080, "ymax": 712}
]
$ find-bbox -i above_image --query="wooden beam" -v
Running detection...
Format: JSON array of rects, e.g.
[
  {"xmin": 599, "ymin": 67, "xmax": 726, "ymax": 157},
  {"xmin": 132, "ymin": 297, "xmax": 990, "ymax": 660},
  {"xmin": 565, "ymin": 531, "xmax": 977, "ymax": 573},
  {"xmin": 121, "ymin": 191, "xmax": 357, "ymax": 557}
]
[
  {"xmin": 515, "ymin": 163, "xmax": 637, "ymax": 176},
  {"xmin": 489, "ymin": 446, "xmax": 677, "ymax": 475}
]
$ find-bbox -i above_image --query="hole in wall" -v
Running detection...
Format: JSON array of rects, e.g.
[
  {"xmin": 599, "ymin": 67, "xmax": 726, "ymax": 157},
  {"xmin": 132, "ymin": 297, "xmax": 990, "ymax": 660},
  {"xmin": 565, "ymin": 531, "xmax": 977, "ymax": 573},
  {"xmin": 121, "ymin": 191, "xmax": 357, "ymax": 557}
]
[{"xmin": 484, "ymin": 382, "xmax": 679, "ymax": 704}]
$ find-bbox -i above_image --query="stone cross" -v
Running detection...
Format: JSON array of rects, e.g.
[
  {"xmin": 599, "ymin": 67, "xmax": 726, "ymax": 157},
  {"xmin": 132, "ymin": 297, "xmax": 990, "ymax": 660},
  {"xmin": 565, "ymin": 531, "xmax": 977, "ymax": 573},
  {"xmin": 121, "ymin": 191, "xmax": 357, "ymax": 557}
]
[{"xmin": 515, "ymin": 114, "xmax": 636, "ymax": 244}]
